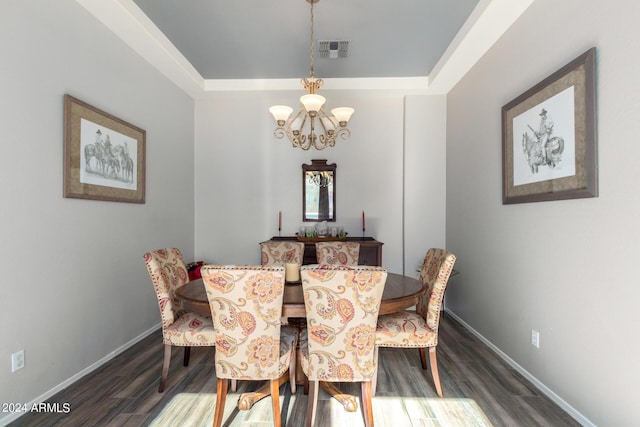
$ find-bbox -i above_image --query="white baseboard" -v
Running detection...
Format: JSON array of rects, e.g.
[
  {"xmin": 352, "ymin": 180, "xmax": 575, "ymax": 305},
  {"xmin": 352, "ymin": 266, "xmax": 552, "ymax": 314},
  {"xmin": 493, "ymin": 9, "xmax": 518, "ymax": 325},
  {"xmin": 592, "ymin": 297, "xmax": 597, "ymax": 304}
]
[
  {"xmin": 445, "ymin": 310, "xmax": 593, "ymax": 427},
  {"xmin": 0, "ymin": 323, "xmax": 161, "ymax": 427}
]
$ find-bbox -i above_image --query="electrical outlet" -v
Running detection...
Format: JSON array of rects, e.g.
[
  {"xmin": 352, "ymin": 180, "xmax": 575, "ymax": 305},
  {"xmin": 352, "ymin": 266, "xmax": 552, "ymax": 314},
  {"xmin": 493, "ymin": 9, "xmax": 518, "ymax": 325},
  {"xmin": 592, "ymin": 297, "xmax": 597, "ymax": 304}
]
[
  {"xmin": 531, "ymin": 329, "xmax": 540, "ymax": 348},
  {"xmin": 11, "ymin": 350, "xmax": 25, "ymax": 372}
]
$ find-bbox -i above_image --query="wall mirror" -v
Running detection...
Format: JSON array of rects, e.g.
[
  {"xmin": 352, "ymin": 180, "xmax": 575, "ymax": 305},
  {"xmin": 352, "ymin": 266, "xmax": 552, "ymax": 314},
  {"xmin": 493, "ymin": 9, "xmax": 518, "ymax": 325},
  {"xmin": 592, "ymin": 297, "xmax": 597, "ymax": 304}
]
[{"xmin": 302, "ymin": 159, "xmax": 336, "ymax": 222}]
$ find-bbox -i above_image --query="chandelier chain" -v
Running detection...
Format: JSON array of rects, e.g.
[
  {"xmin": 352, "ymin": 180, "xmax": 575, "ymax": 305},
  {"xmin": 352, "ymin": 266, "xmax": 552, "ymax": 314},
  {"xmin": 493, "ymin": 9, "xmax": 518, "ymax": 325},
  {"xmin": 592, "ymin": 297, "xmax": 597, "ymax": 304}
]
[{"xmin": 309, "ymin": 1, "xmax": 315, "ymax": 78}]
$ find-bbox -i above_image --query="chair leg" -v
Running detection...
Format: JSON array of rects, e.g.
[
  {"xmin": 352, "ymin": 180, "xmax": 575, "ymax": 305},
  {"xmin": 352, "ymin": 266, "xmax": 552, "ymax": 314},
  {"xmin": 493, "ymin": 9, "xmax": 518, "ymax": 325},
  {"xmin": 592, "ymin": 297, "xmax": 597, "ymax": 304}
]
[
  {"xmin": 305, "ymin": 380, "xmax": 319, "ymax": 427},
  {"xmin": 303, "ymin": 372, "xmax": 309, "ymax": 395},
  {"xmin": 213, "ymin": 378, "xmax": 229, "ymax": 427},
  {"xmin": 183, "ymin": 346, "xmax": 191, "ymax": 366},
  {"xmin": 270, "ymin": 379, "xmax": 282, "ymax": 427},
  {"xmin": 231, "ymin": 379, "xmax": 237, "ymax": 393},
  {"xmin": 429, "ymin": 347, "xmax": 443, "ymax": 397},
  {"xmin": 361, "ymin": 381, "xmax": 374, "ymax": 427},
  {"xmin": 419, "ymin": 347, "xmax": 428, "ymax": 370},
  {"xmin": 158, "ymin": 344, "xmax": 172, "ymax": 393},
  {"xmin": 371, "ymin": 347, "xmax": 379, "ymax": 397},
  {"xmin": 289, "ymin": 350, "xmax": 297, "ymax": 394}
]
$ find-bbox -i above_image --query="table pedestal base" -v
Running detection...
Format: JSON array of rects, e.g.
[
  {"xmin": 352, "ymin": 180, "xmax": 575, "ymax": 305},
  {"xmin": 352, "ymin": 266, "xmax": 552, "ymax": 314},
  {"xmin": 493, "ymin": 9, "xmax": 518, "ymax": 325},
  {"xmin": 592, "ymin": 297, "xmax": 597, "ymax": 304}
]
[
  {"xmin": 237, "ymin": 372, "xmax": 290, "ymax": 411},
  {"xmin": 237, "ymin": 375, "xmax": 358, "ymax": 413},
  {"xmin": 319, "ymin": 381, "xmax": 358, "ymax": 412}
]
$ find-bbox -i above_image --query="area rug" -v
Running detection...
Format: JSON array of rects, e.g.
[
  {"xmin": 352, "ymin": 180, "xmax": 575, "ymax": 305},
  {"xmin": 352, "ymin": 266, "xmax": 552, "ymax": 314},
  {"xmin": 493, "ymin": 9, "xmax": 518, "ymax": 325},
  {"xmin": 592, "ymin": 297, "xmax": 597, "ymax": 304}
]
[
  {"xmin": 397, "ymin": 397, "xmax": 494, "ymax": 427},
  {"xmin": 149, "ymin": 392, "xmax": 493, "ymax": 426}
]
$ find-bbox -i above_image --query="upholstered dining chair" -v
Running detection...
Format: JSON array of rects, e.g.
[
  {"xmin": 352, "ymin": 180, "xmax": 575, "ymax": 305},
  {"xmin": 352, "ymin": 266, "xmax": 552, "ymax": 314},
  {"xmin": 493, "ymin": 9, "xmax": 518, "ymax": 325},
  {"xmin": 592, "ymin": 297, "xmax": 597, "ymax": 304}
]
[
  {"xmin": 315, "ymin": 241, "xmax": 360, "ymax": 265},
  {"xmin": 260, "ymin": 241, "xmax": 305, "ymax": 266},
  {"xmin": 143, "ymin": 248, "xmax": 216, "ymax": 393},
  {"xmin": 374, "ymin": 248, "xmax": 456, "ymax": 397},
  {"xmin": 200, "ymin": 265, "xmax": 298, "ymax": 427},
  {"xmin": 300, "ymin": 265, "xmax": 387, "ymax": 427}
]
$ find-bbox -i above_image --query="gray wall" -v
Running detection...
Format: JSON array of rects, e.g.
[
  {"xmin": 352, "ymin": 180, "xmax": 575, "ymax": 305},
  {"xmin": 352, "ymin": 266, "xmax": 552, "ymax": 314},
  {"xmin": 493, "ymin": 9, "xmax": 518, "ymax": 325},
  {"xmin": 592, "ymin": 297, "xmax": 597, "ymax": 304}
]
[
  {"xmin": 446, "ymin": 0, "xmax": 640, "ymax": 426},
  {"xmin": 0, "ymin": 0, "xmax": 195, "ymax": 417},
  {"xmin": 194, "ymin": 92, "xmax": 447, "ymax": 277}
]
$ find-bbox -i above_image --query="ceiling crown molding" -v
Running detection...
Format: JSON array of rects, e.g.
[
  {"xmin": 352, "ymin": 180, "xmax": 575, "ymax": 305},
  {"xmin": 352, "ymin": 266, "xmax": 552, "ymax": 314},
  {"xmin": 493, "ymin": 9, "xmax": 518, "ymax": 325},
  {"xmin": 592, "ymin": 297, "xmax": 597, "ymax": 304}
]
[{"xmin": 76, "ymin": 0, "xmax": 535, "ymax": 99}]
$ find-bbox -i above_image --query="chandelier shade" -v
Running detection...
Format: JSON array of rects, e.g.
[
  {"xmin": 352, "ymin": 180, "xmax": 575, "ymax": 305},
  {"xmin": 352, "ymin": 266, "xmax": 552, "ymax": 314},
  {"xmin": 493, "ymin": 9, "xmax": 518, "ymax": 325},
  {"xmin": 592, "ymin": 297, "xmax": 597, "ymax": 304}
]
[
  {"xmin": 300, "ymin": 94, "xmax": 326, "ymax": 112},
  {"xmin": 268, "ymin": 0, "xmax": 353, "ymax": 150},
  {"xmin": 330, "ymin": 107, "xmax": 354, "ymax": 124},
  {"xmin": 268, "ymin": 105, "xmax": 294, "ymax": 123}
]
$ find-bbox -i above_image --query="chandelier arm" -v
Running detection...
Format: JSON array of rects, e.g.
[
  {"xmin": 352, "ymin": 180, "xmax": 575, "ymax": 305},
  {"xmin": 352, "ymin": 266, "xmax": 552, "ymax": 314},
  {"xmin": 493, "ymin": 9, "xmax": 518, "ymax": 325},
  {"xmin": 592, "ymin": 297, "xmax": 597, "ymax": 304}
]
[
  {"xmin": 298, "ymin": 110, "xmax": 309, "ymax": 134},
  {"xmin": 317, "ymin": 108, "xmax": 336, "ymax": 130},
  {"xmin": 336, "ymin": 128, "xmax": 351, "ymax": 141},
  {"xmin": 291, "ymin": 129, "xmax": 308, "ymax": 150},
  {"xmin": 273, "ymin": 128, "xmax": 286, "ymax": 139},
  {"xmin": 297, "ymin": 135, "xmax": 311, "ymax": 150},
  {"xmin": 317, "ymin": 132, "xmax": 336, "ymax": 150}
]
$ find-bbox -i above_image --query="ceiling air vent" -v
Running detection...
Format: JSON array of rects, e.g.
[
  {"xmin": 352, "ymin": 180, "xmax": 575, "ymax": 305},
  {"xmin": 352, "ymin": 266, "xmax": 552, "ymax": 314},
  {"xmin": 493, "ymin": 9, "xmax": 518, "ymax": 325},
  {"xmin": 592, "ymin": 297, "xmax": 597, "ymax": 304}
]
[{"xmin": 318, "ymin": 40, "xmax": 349, "ymax": 59}]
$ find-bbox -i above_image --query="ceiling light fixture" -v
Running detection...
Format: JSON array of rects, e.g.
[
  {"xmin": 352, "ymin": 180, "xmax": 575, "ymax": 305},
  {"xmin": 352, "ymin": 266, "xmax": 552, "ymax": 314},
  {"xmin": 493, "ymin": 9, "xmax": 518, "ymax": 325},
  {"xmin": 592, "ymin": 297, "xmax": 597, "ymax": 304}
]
[{"xmin": 269, "ymin": 0, "xmax": 354, "ymax": 150}]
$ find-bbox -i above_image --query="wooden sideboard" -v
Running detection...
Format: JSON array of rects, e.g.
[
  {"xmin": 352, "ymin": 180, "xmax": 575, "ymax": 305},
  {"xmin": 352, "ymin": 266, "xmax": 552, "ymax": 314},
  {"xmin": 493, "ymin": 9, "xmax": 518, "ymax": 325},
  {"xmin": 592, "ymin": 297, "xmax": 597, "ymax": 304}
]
[{"xmin": 265, "ymin": 236, "xmax": 383, "ymax": 266}]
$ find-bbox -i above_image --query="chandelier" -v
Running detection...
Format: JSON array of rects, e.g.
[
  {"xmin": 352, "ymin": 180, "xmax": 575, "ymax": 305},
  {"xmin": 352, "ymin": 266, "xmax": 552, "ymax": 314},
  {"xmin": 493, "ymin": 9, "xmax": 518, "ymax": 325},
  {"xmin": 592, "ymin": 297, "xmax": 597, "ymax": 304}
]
[{"xmin": 268, "ymin": 0, "xmax": 354, "ymax": 150}]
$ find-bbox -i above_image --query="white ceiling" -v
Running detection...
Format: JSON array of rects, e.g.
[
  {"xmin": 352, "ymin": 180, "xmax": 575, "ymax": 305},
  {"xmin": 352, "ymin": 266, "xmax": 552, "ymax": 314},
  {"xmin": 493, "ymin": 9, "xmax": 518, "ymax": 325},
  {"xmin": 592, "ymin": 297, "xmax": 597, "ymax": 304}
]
[{"xmin": 76, "ymin": 0, "xmax": 535, "ymax": 98}]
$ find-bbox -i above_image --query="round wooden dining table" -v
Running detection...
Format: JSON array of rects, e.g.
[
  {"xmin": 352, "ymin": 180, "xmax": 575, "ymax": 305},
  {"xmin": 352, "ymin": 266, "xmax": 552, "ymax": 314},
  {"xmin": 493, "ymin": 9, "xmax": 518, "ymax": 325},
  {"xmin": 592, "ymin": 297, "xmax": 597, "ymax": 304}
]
[{"xmin": 176, "ymin": 272, "xmax": 425, "ymax": 318}]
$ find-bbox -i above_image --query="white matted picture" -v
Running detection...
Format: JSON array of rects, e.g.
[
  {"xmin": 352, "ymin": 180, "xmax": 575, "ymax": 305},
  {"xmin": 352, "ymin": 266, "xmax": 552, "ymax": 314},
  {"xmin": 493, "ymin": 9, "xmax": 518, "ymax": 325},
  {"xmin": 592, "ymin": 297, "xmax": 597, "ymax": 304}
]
[
  {"xmin": 64, "ymin": 95, "xmax": 145, "ymax": 203},
  {"xmin": 502, "ymin": 48, "xmax": 597, "ymax": 204}
]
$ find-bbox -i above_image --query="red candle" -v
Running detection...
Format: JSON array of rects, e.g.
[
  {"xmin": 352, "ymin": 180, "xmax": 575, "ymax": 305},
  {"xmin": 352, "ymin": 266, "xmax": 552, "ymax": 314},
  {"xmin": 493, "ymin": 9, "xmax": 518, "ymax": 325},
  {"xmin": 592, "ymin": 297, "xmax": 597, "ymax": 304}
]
[
  {"xmin": 278, "ymin": 211, "xmax": 282, "ymax": 230},
  {"xmin": 362, "ymin": 211, "xmax": 365, "ymax": 230}
]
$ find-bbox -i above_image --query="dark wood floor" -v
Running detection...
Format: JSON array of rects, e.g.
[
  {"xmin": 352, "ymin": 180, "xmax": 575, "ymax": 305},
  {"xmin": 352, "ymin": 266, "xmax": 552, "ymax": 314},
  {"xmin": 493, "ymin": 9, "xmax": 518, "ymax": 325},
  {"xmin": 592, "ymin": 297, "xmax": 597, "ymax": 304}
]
[{"xmin": 8, "ymin": 313, "xmax": 581, "ymax": 426}]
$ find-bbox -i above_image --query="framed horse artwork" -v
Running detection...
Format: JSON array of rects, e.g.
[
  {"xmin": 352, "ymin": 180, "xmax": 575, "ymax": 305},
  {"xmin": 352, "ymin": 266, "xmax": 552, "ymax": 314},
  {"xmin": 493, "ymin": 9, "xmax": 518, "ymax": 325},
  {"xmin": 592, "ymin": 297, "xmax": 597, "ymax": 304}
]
[
  {"xmin": 501, "ymin": 48, "xmax": 597, "ymax": 204},
  {"xmin": 63, "ymin": 95, "xmax": 145, "ymax": 203}
]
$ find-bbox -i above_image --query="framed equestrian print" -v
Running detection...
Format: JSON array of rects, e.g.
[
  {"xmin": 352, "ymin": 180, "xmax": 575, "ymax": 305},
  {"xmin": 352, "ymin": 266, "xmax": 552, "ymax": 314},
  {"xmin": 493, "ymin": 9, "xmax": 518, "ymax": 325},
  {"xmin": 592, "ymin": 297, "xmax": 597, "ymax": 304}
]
[
  {"xmin": 63, "ymin": 95, "xmax": 145, "ymax": 203},
  {"xmin": 501, "ymin": 48, "xmax": 597, "ymax": 204}
]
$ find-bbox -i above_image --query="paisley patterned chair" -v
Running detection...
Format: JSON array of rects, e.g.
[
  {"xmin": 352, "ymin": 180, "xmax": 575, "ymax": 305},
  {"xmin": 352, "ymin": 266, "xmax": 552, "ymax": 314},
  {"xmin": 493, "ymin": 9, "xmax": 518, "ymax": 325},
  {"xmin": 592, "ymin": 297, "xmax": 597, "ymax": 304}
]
[
  {"xmin": 261, "ymin": 241, "xmax": 305, "ymax": 325},
  {"xmin": 315, "ymin": 241, "xmax": 360, "ymax": 265},
  {"xmin": 143, "ymin": 248, "xmax": 216, "ymax": 393},
  {"xmin": 260, "ymin": 241, "xmax": 305, "ymax": 266},
  {"xmin": 374, "ymin": 248, "xmax": 456, "ymax": 397},
  {"xmin": 299, "ymin": 265, "xmax": 387, "ymax": 427},
  {"xmin": 200, "ymin": 265, "xmax": 298, "ymax": 427}
]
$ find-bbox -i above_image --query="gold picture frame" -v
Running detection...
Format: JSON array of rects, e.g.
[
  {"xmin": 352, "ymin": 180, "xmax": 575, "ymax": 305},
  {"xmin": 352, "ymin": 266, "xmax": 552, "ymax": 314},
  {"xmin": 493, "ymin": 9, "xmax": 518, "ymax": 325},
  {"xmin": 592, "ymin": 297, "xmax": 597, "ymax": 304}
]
[
  {"xmin": 63, "ymin": 95, "xmax": 146, "ymax": 203},
  {"xmin": 502, "ymin": 48, "xmax": 597, "ymax": 204}
]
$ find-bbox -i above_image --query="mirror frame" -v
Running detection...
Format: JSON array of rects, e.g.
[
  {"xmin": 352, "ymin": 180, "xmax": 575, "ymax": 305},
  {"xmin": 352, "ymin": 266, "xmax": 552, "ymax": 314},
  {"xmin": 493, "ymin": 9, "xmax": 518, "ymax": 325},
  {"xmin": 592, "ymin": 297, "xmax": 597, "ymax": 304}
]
[{"xmin": 302, "ymin": 159, "xmax": 336, "ymax": 222}]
